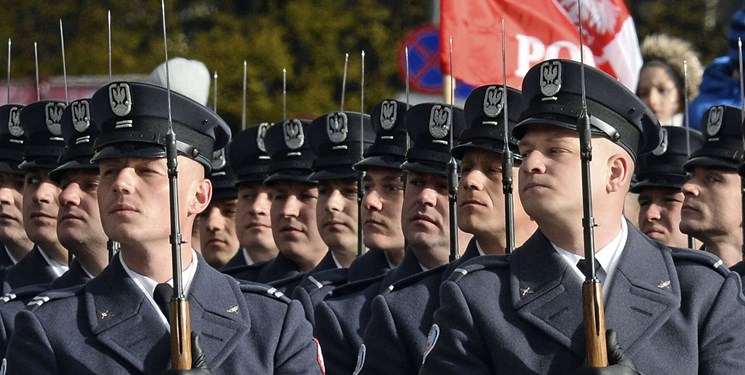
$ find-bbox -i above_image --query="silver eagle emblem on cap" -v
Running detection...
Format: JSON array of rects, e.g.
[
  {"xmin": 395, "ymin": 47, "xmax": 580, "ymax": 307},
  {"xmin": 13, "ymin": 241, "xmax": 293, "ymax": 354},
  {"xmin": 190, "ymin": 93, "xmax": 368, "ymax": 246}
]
[
  {"xmin": 45, "ymin": 102, "xmax": 65, "ymax": 136},
  {"xmin": 706, "ymin": 105, "xmax": 724, "ymax": 137},
  {"xmin": 72, "ymin": 100, "xmax": 91, "ymax": 133},
  {"xmin": 256, "ymin": 122, "xmax": 270, "ymax": 152},
  {"xmin": 283, "ymin": 119, "xmax": 305, "ymax": 150},
  {"xmin": 7, "ymin": 106, "xmax": 22, "ymax": 137},
  {"xmin": 109, "ymin": 83, "xmax": 132, "ymax": 117},
  {"xmin": 380, "ymin": 100, "xmax": 398, "ymax": 130},
  {"xmin": 483, "ymin": 86, "xmax": 504, "ymax": 118},
  {"xmin": 327, "ymin": 112, "xmax": 348, "ymax": 143},
  {"xmin": 540, "ymin": 61, "xmax": 562, "ymax": 98},
  {"xmin": 652, "ymin": 127, "xmax": 668, "ymax": 156},
  {"xmin": 211, "ymin": 148, "xmax": 227, "ymax": 170},
  {"xmin": 429, "ymin": 105, "xmax": 451, "ymax": 139}
]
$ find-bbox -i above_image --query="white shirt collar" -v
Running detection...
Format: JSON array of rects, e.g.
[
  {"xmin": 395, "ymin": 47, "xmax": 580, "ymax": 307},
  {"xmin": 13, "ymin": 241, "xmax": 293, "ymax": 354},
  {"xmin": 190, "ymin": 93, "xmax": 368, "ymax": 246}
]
[
  {"xmin": 383, "ymin": 251, "xmax": 396, "ymax": 269},
  {"xmin": 552, "ymin": 218, "xmax": 628, "ymax": 298},
  {"xmin": 121, "ymin": 249, "xmax": 199, "ymax": 328},
  {"xmin": 241, "ymin": 248, "xmax": 254, "ymax": 266},
  {"xmin": 475, "ymin": 241, "xmax": 486, "ymax": 256},
  {"xmin": 331, "ymin": 252, "xmax": 343, "ymax": 269},
  {"xmin": 5, "ymin": 246, "xmax": 17, "ymax": 265},
  {"xmin": 38, "ymin": 247, "xmax": 69, "ymax": 278}
]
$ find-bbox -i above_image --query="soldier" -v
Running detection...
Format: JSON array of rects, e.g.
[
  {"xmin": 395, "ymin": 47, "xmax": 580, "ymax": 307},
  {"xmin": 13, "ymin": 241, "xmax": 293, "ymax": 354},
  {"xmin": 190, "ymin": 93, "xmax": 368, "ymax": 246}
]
[
  {"xmin": 0, "ymin": 98, "xmax": 109, "ymax": 354},
  {"xmin": 632, "ymin": 125, "xmax": 704, "ymax": 249},
  {"xmin": 2, "ymin": 100, "xmax": 69, "ymax": 293},
  {"xmin": 453, "ymin": 85, "xmax": 537, "ymax": 255},
  {"xmin": 221, "ymin": 123, "xmax": 278, "ymax": 269},
  {"xmin": 5, "ymin": 82, "xmax": 324, "ymax": 374},
  {"xmin": 420, "ymin": 59, "xmax": 745, "ymax": 374},
  {"xmin": 226, "ymin": 118, "xmax": 327, "ymax": 293},
  {"xmin": 354, "ymin": 102, "xmax": 465, "ymax": 374},
  {"xmin": 680, "ymin": 105, "xmax": 744, "ymax": 268},
  {"xmin": 285, "ymin": 111, "xmax": 374, "ymax": 326},
  {"xmin": 198, "ymin": 147, "xmax": 240, "ymax": 269},
  {"xmin": 0, "ymin": 104, "xmax": 34, "ymax": 267},
  {"xmin": 313, "ymin": 99, "xmax": 408, "ymax": 375}
]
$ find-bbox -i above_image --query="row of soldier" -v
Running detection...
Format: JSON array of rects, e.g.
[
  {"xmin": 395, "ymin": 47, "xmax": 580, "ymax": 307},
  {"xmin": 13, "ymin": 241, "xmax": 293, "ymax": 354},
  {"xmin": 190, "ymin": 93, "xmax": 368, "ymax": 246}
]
[{"xmin": 0, "ymin": 56, "xmax": 742, "ymax": 374}]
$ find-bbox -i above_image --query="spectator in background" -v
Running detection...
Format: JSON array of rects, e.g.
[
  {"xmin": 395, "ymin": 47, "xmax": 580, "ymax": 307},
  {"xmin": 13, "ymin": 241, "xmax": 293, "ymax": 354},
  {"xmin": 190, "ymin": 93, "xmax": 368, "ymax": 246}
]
[
  {"xmin": 688, "ymin": 7, "xmax": 745, "ymax": 130},
  {"xmin": 637, "ymin": 34, "xmax": 702, "ymax": 127}
]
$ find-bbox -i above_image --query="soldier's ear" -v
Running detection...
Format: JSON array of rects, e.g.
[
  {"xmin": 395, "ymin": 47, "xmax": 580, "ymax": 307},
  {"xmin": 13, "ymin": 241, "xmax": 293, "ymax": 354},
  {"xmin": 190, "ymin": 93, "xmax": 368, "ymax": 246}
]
[
  {"xmin": 191, "ymin": 178, "xmax": 212, "ymax": 215},
  {"xmin": 606, "ymin": 152, "xmax": 631, "ymax": 194}
]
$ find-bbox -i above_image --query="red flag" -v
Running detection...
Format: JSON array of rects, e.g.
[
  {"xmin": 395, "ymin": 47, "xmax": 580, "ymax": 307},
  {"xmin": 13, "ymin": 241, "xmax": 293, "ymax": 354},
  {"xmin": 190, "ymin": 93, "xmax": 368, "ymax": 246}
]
[{"xmin": 440, "ymin": 0, "xmax": 642, "ymax": 90}]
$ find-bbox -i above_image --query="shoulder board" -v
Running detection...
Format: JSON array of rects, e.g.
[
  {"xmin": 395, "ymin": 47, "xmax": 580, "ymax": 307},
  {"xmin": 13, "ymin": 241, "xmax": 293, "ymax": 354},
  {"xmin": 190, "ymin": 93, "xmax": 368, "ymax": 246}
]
[
  {"xmin": 328, "ymin": 274, "xmax": 385, "ymax": 298},
  {"xmin": 447, "ymin": 254, "xmax": 511, "ymax": 283},
  {"xmin": 0, "ymin": 284, "xmax": 49, "ymax": 304},
  {"xmin": 238, "ymin": 281, "xmax": 292, "ymax": 303},
  {"xmin": 25, "ymin": 284, "xmax": 84, "ymax": 312},
  {"xmin": 300, "ymin": 269, "xmax": 349, "ymax": 290},
  {"xmin": 387, "ymin": 265, "xmax": 447, "ymax": 293},
  {"xmin": 669, "ymin": 247, "xmax": 729, "ymax": 277}
]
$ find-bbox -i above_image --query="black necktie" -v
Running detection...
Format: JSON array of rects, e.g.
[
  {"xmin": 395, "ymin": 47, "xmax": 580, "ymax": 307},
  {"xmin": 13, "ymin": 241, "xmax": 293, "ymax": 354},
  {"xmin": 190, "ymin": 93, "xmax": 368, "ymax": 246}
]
[
  {"xmin": 153, "ymin": 283, "xmax": 173, "ymax": 321},
  {"xmin": 576, "ymin": 258, "xmax": 603, "ymax": 278}
]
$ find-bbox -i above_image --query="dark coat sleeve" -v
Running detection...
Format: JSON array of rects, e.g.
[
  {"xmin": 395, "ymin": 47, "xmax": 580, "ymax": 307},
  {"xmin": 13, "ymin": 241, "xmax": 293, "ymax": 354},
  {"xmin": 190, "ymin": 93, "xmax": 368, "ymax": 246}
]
[{"xmin": 6, "ymin": 310, "xmax": 59, "ymax": 374}]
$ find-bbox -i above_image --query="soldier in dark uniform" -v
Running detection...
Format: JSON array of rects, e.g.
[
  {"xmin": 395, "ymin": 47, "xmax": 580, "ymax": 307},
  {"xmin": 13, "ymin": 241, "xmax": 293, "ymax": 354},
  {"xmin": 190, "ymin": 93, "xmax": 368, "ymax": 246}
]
[
  {"xmin": 2, "ymin": 100, "xmax": 70, "ymax": 293},
  {"xmin": 222, "ymin": 123, "xmax": 278, "ymax": 269},
  {"xmin": 632, "ymin": 125, "xmax": 703, "ymax": 249},
  {"xmin": 312, "ymin": 99, "xmax": 408, "ymax": 375},
  {"xmin": 0, "ymin": 104, "xmax": 34, "ymax": 268},
  {"xmin": 227, "ymin": 118, "xmax": 327, "ymax": 293},
  {"xmin": 420, "ymin": 59, "xmax": 745, "ymax": 374},
  {"xmin": 354, "ymin": 102, "xmax": 465, "ymax": 374},
  {"xmin": 0, "ymin": 98, "xmax": 110, "ymax": 355},
  {"xmin": 680, "ymin": 106, "xmax": 744, "ymax": 267},
  {"xmin": 288, "ymin": 110, "xmax": 374, "ymax": 327},
  {"xmin": 198, "ymin": 147, "xmax": 240, "ymax": 269},
  {"xmin": 454, "ymin": 85, "xmax": 536, "ymax": 256},
  {"xmin": 5, "ymin": 82, "xmax": 324, "ymax": 374}
]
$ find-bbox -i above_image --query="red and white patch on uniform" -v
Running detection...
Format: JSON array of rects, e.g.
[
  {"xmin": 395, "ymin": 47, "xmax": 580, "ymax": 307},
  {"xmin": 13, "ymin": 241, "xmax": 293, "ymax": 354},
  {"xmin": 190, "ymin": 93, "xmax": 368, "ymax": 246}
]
[{"xmin": 313, "ymin": 337, "xmax": 326, "ymax": 375}]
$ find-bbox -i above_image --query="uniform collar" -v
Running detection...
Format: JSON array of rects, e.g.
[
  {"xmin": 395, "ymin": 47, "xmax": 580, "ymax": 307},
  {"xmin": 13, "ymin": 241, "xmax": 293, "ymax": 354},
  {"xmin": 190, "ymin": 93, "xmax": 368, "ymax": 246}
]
[{"xmin": 38, "ymin": 246, "xmax": 69, "ymax": 277}]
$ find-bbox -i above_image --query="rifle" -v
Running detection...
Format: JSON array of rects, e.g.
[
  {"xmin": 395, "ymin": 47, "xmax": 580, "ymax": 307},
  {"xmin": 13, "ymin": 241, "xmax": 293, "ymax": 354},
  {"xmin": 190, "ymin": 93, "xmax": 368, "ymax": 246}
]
[
  {"xmin": 447, "ymin": 37, "xmax": 459, "ymax": 262},
  {"xmin": 160, "ymin": 0, "xmax": 191, "ymax": 368},
  {"xmin": 738, "ymin": 38, "xmax": 745, "ymax": 255},
  {"xmin": 500, "ymin": 19, "xmax": 516, "ymax": 254},
  {"xmin": 577, "ymin": 0, "xmax": 608, "ymax": 367},
  {"xmin": 358, "ymin": 51, "xmax": 366, "ymax": 257}
]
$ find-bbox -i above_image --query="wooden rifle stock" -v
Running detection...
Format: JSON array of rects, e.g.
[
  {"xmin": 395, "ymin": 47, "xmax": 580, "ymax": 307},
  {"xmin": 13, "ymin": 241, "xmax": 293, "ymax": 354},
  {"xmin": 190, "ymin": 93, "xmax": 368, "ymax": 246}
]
[
  {"xmin": 582, "ymin": 280, "xmax": 608, "ymax": 367},
  {"xmin": 169, "ymin": 298, "xmax": 192, "ymax": 369}
]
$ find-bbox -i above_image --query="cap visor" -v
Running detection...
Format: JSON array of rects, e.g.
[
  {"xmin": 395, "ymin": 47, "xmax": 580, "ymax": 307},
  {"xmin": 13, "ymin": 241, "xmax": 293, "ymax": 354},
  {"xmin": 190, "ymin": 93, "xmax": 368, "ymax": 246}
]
[
  {"xmin": 353, "ymin": 155, "xmax": 404, "ymax": 172},
  {"xmin": 48, "ymin": 159, "xmax": 98, "ymax": 183},
  {"xmin": 401, "ymin": 160, "xmax": 447, "ymax": 176},
  {"xmin": 91, "ymin": 143, "xmax": 166, "ymax": 163},
  {"xmin": 684, "ymin": 156, "xmax": 738, "ymax": 172}
]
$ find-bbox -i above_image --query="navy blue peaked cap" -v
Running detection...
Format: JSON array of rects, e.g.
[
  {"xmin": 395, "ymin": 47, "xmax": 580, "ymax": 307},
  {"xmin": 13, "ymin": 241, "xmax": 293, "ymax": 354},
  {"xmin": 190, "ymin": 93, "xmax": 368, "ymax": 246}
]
[
  {"xmin": 263, "ymin": 118, "xmax": 316, "ymax": 186},
  {"xmin": 354, "ymin": 99, "xmax": 408, "ymax": 172},
  {"xmin": 227, "ymin": 123, "xmax": 272, "ymax": 185},
  {"xmin": 401, "ymin": 103, "xmax": 465, "ymax": 176},
  {"xmin": 453, "ymin": 85, "xmax": 524, "ymax": 160},
  {"xmin": 515, "ymin": 59, "xmax": 661, "ymax": 162},
  {"xmin": 0, "ymin": 104, "xmax": 26, "ymax": 174},
  {"xmin": 49, "ymin": 98, "xmax": 102, "ymax": 182},
  {"xmin": 686, "ymin": 105, "xmax": 745, "ymax": 171},
  {"xmin": 631, "ymin": 126, "xmax": 704, "ymax": 192},
  {"xmin": 308, "ymin": 111, "xmax": 374, "ymax": 181},
  {"xmin": 89, "ymin": 81, "xmax": 231, "ymax": 172},
  {"xmin": 208, "ymin": 147, "xmax": 237, "ymax": 201},
  {"xmin": 18, "ymin": 100, "xmax": 67, "ymax": 170}
]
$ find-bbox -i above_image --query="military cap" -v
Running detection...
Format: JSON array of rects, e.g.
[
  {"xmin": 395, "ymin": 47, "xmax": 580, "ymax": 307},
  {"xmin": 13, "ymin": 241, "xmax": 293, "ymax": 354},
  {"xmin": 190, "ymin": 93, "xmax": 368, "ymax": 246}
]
[
  {"xmin": 630, "ymin": 126, "xmax": 703, "ymax": 193},
  {"xmin": 685, "ymin": 105, "xmax": 745, "ymax": 171},
  {"xmin": 453, "ymin": 85, "xmax": 523, "ymax": 160},
  {"xmin": 308, "ymin": 111, "xmax": 374, "ymax": 181},
  {"xmin": 401, "ymin": 103, "xmax": 465, "ymax": 176},
  {"xmin": 18, "ymin": 100, "xmax": 67, "ymax": 170},
  {"xmin": 354, "ymin": 100, "xmax": 408, "ymax": 172},
  {"xmin": 0, "ymin": 104, "xmax": 26, "ymax": 174},
  {"xmin": 89, "ymin": 81, "xmax": 231, "ymax": 172},
  {"xmin": 514, "ymin": 59, "xmax": 661, "ymax": 162},
  {"xmin": 227, "ymin": 123, "xmax": 272, "ymax": 185},
  {"xmin": 208, "ymin": 147, "xmax": 237, "ymax": 201},
  {"xmin": 48, "ymin": 99, "xmax": 101, "ymax": 183},
  {"xmin": 263, "ymin": 118, "xmax": 316, "ymax": 186}
]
